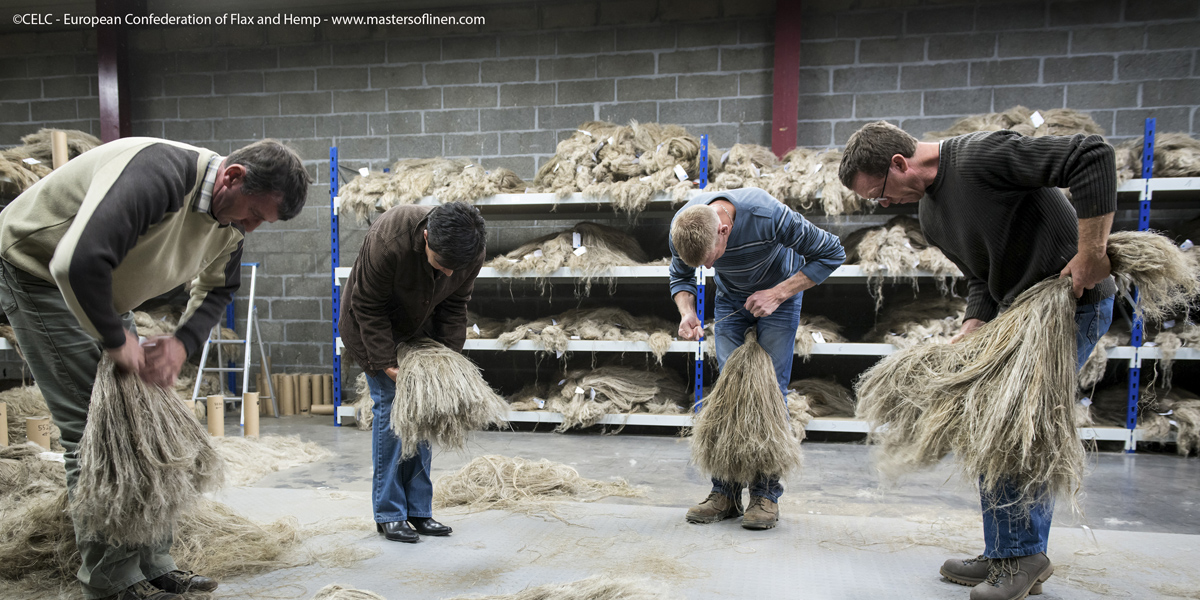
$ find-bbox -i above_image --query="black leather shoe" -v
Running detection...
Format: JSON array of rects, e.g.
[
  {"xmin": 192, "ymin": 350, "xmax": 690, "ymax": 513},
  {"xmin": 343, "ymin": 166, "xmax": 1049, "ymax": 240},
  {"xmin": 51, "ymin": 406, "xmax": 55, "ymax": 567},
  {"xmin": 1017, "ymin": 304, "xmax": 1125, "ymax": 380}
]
[
  {"xmin": 149, "ymin": 570, "xmax": 218, "ymax": 593},
  {"xmin": 409, "ymin": 517, "xmax": 452, "ymax": 536},
  {"xmin": 376, "ymin": 520, "xmax": 420, "ymax": 543},
  {"xmin": 99, "ymin": 581, "xmax": 179, "ymax": 600}
]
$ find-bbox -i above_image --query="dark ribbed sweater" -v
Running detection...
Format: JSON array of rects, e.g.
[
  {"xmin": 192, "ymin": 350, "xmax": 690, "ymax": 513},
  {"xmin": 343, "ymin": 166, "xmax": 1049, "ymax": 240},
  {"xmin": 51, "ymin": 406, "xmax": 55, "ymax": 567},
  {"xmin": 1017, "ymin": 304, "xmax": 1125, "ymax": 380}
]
[{"xmin": 919, "ymin": 131, "xmax": 1118, "ymax": 322}]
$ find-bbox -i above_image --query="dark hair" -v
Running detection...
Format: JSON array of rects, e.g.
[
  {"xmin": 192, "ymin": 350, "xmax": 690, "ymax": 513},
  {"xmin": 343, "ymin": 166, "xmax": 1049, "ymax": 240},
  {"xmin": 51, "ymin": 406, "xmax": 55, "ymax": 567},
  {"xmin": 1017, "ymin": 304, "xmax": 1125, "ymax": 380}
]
[
  {"xmin": 226, "ymin": 139, "xmax": 311, "ymax": 220},
  {"xmin": 426, "ymin": 201, "xmax": 486, "ymax": 270},
  {"xmin": 838, "ymin": 121, "xmax": 919, "ymax": 189}
]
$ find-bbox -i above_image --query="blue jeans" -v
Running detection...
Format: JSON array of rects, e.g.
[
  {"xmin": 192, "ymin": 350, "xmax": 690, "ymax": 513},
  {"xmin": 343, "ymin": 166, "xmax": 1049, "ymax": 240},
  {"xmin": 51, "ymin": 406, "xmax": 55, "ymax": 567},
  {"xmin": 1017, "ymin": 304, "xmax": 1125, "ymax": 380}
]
[
  {"xmin": 367, "ymin": 371, "xmax": 433, "ymax": 522},
  {"xmin": 709, "ymin": 290, "xmax": 803, "ymax": 503},
  {"xmin": 982, "ymin": 295, "xmax": 1114, "ymax": 558}
]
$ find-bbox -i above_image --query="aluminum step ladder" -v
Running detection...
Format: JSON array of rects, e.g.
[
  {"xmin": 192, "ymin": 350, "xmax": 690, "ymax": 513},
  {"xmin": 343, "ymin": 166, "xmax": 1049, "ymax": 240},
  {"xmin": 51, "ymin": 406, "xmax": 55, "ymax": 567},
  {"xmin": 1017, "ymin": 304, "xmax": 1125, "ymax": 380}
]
[{"xmin": 190, "ymin": 262, "xmax": 279, "ymax": 423}]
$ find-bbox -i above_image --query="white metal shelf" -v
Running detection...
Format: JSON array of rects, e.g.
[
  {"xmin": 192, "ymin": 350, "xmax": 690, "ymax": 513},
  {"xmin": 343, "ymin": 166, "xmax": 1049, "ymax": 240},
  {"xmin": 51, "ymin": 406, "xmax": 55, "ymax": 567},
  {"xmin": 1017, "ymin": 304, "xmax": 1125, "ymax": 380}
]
[
  {"xmin": 335, "ymin": 191, "xmax": 695, "ymax": 218},
  {"xmin": 0, "ymin": 339, "xmax": 11, "ymax": 350},
  {"xmin": 470, "ymin": 264, "xmax": 955, "ymax": 283},
  {"xmin": 465, "ymin": 339, "xmax": 694, "ymax": 354},
  {"xmin": 1107, "ymin": 346, "xmax": 1200, "ymax": 361},
  {"xmin": 1117, "ymin": 177, "xmax": 1200, "ymax": 193}
]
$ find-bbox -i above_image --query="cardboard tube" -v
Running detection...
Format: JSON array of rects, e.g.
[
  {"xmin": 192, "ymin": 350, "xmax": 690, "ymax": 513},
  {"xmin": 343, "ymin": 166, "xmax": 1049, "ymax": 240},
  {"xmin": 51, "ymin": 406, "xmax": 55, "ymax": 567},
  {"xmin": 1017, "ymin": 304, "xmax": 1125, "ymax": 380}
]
[
  {"xmin": 310, "ymin": 404, "xmax": 335, "ymax": 416},
  {"xmin": 243, "ymin": 392, "xmax": 260, "ymax": 437},
  {"xmin": 51, "ymin": 131, "xmax": 68, "ymax": 169},
  {"xmin": 0, "ymin": 402, "xmax": 7, "ymax": 446},
  {"xmin": 323, "ymin": 374, "xmax": 334, "ymax": 406},
  {"xmin": 312, "ymin": 374, "xmax": 325, "ymax": 405},
  {"xmin": 299, "ymin": 374, "xmax": 312, "ymax": 413},
  {"xmin": 280, "ymin": 375, "xmax": 295, "ymax": 415},
  {"xmin": 206, "ymin": 395, "xmax": 224, "ymax": 436},
  {"xmin": 27, "ymin": 416, "xmax": 51, "ymax": 450},
  {"xmin": 270, "ymin": 374, "xmax": 281, "ymax": 415}
]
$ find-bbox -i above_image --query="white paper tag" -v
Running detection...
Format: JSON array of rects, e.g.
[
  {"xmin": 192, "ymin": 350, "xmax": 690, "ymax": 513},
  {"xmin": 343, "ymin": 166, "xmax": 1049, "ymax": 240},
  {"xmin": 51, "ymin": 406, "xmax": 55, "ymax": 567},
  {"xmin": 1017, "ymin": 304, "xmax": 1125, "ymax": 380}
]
[
  {"xmin": 534, "ymin": 397, "xmax": 546, "ymax": 409},
  {"xmin": 811, "ymin": 162, "xmax": 822, "ymax": 174},
  {"xmin": 577, "ymin": 129, "xmax": 592, "ymax": 137},
  {"xmin": 1170, "ymin": 420, "xmax": 1179, "ymax": 427},
  {"xmin": 640, "ymin": 175, "xmax": 652, "ymax": 181},
  {"xmin": 1145, "ymin": 342, "xmax": 1158, "ymax": 347},
  {"xmin": 673, "ymin": 165, "xmax": 688, "ymax": 181},
  {"xmin": 39, "ymin": 451, "xmax": 66, "ymax": 463},
  {"xmin": 720, "ymin": 150, "xmax": 730, "ymax": 164},
  {"xmin": 1159, "ymin": 409, "xmax": 1174, "ymax": 416},
  {"xmin": 533, "ymin": 249, "xmax": 543, "ymax": 258},
  {"xmin": 1030, "ymin": 111, "xmax": 1045, "ymax": 127},
  {"xmin": 22, "ymin": 157, "xmax": 40, "ymax": 165},
  {"xmin": 570, "ymin": 335, "xmax": 581, "ymax": 340},
  {"xmin": 1080, "ymin": 397, "xmax": 1093, "ymax": 407},
  {"xmin": 572, "ymin": 232, "xmax": 581, "ymax": 248},
  {"xmin": 558, "ymin": 379, "xmax": 566, "ymax": 386},
  {"xmin": 472, "ymin": 323, "xmax": 481, "ymax": 335},
  {"xmin": 556, "ymin": 351, "xmax": 563, "ymax": 358},
  {"xmin": 358, "ymin": 167, "xmax": 370, "ymax": 177},
  {"xmin": 811, "ymin": 332, "xmax": 826, "ymax": 344},
  {"xmin": 589, "ymin": 388, "xmax": 596, "ymax": 400},
  {"xmin": 573, "ymin": 246, "xmax": 587, "ymax": 256},
  {"xmin": 751, "ymin": 163, "xmax": 761, "ymax": 178},
  {"xmin": 574, "ymin": 386, "xmax": 585, "ymax": 395},
  {"xmin": 1181, "ymin": 239, "xmax": 1194, "ymax": 251},
  {"xmin": 1163, "ymin": 320, "xmax": 1176, "ymax": 329},
  {"xmin": 608, "ymin": 136, "xmax": 614, "ymax": 145},
  {"xmin": 551, "ymin": 319, "xmax": 557, "ymax": 325}
]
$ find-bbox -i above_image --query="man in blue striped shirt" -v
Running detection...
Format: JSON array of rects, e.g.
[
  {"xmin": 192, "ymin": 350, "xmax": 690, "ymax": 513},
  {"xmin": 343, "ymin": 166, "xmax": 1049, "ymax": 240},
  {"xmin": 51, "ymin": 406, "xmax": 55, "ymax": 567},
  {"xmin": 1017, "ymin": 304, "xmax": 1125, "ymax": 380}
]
[{"xmin": 669, "ymin": 187, "xmax": 846, "ymax": 530}]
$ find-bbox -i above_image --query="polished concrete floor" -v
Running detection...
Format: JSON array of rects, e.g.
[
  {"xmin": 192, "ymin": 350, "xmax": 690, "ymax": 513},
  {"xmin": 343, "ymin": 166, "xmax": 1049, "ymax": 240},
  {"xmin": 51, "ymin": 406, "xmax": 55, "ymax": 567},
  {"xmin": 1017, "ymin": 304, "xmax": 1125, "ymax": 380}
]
[{"xmin": 204, "ymin": 415, "xmax": 1200, "ymax": 600}]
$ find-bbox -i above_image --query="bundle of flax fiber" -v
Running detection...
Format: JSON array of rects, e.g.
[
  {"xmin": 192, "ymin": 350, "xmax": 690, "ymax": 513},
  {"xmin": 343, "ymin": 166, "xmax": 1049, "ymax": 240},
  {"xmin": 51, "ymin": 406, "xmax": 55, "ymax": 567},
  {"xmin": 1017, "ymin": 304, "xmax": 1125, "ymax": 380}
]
[
  {"xmin": 793, "ymin": 314, "xmax": 847, "ymax": 359},
  {"xmin": 788, "ymin": 378, "xmax": 856, "ymax": 418},
  {"xmin": 549, "ymin": 365, "xmax": 687, "ymax": 431},
  {"xmin": 843, "ymin": 216, "xmax": 963, "ymax": 308},
  {"xmin": 855, "ymin": 230, "xmax": 1200, "ymax": 515},
  {"xmin": 1088, "ymin": 384, "xmax": 1175, "ymax": 442},
  {"xmin": 440, "ymin": 576, "xmax": 677, "ymax": 600},
  {"xmin": 388, "ymin": 339, "xmax": 508, "ymax": 459},
  {"xmin": 484, "ymin": 222, "xmax": 665, "ymax": 292},
  {"xmin": 433, "ymin": 454, "xmax": 641, "ymax": 513},
  {"xmin": 709, "ymin": 143, "xmax": 779, "ymax": 192},
  {"xmin": 71, "ymin": 357, "xmax": 225, "ymax": 547},
  {"xmin": 922, "ymin": 106, "xmax": 1105, "ymax": 141},
  {"xmin": 769, "ymin": 147, "xmax": 867, "ymax": 216},
  {"xmin": 337, "ymin": 158, "xmax": 526, "ymax": 224},
  {"xmin": 495, "ymin": 306, "xmax": 676, "ymax": 363},
  {"xmin": 861, "ymin": 295, "xmax": 967, "ymax": 350},
  {"xmin": 691, "ymin": 334, "xmax": 802, "ymax": 485},
  {"xmin": 211, "ymin": 435, "xmax": 333, "ymax": 487},
  {"xmin": 1154, "ymin": 321, "xmax": 1200, "ymax": 390},
  {"xmin": 1115, "ymin": 132, "xmax": 1200, "ymax": 183},
  {"xmin": 310, "ymin": 584, "xmax": 387, "ymax": 600}
]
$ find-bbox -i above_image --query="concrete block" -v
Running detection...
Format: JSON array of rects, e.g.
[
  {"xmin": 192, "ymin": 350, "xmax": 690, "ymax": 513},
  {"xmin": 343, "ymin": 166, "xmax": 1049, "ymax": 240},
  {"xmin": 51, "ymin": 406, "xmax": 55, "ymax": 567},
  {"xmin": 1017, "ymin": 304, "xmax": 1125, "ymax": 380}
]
[
  {"xmin": 969, "ymin": 59, "xmax": 1039, "ymax": 86},
  {"xmin": 928, "ymin": 34, "xmax": 997, "ymax": 61},
  {"xmin": 538, "ymin": 104, "xmax": 596, "ymax": 129},
  {"xmin": 597, "ymin": 53, "xmax": 656, "ymax": 78},
  {"xmin": 370, "ymin": 65, "xmax": 422, "ymax": 89},
  {"xmin": 279, "ymin": 45, "xmax": 330, "ymax": 69},
  {"xmin": 724, "ymin": 0, "xmax": 775, "ymax": 17},
  {"xmin": 25, "ymin": 55, "xmax": 73, "ymax": 77},
  {"xmin": 285, "ymin": 321, "xmax": 331, "ymax": 344},
  {"xmin": 387, "ymin": 39, "xmax": 442, "ymax": 63},
  {"xmin": 1115, "ymin": 107, "xmax": 1191, "ymax": 136},
  {"xmin": 661, "ymin": 0, "xmax": 719, "ymax": 21},
  {"xmin": 1049, "ymin": 0, "xmax": 1122, "ymax": 26},
  {"xmin": 481, "ymin": 59, "xmax": 538, "ymax": 83},
  {"xmin": 134, "ymin": 98, "xmax": 178, "ymax": 120},
  {"xmin": 1045, "ymin": 56, "xmax": 1116, "ymax": 83},
  {"xmin": 172, "ymin": 50, "xmax": 225, "ymax": 73},
  {"xmin": 721, "ymin": 96, "xmax": 771, "ymax": 123},
  {"xmin": 334, "ymin": 136, "xmax": 388, "ymax": 161},
  {"xmin": 835, "ymin": 119, "xmax": 886, "ymax": 145},
  {"xmin": 41, "ymin": 76, "xmax": 90, "ymax": 99},
  {"xmin": 599, "ymin": 0, "xmax": 658, "ymax": 26},
  {"xmin": 0, "ymin": 102, "xmax": 29, "ymax": 122},
  {"xmin": 497, "ymin": 33, "xmax": 556, "ymax": 58},
  {"xmin": 214, "ymin": 72, "xmax": 264, "ymax": 95},
  {"xmin": 264, "ymin": 116, "xmax": 316, "ymax": 139},
  {"xmin": 1142, "ymin": 78, "xmax": 1200, "ymax": 107},
  {"xmin": 316, "ymin": 68, "xmax": 368, "ymax": 90},
  {"xmin": 0, "ymin": 58, "xmax": 26, "ymax": 80},
  {"xmin": 164, "ymin": 120, "xmax": 213, "ymax": 141},
  {"xmin": 796, "ymin": 94, "xmax": 854, "ymax": 120},
  {"xmin": 539, "ymin": 57, "xmax": 597, "ymax": 81},
  {"xmin": 799, "ymin": 41, "xmax": 855, "ymax": 67},
  {"xmin": 284, "ymin": 276, "xmax": 332, "ymax": 298},
  {"xmin": 266, "ymin": 27, "xmax": 318, "ymax": 46},
  {"xmin": 898, "ymin": 116, "xmax": 961, "ymax": 139},
  {"xmin": 368, "ymin": 113, "xmax": 422, "ymax": 136},
  {"xmin": 617, "ymin": 77, "xmax": 676, "ymax": 101},
  {"xmin": 443, "ymin": 85, "xmax": 499, "ymax": 109},
  {"xmin": 541, "ymin": 2, "xmax": 600, "ymax": 29},
  {"xmin": 678, "ymin": 23, "xmax": 739, "ymax": 48},
  {"xmin": 135, "ymin": 52, "xmax": 178, "ymax": 77},
  {"xmin": 162, "ymin": 27, "xmax": 212, "ymax": 51},
  {"xmin": 389, "ymin": 135, "xmax": 445, "ymax": 159},
  {"xmin": 214, "ymin": 117, "xmax": 263, "ymax": 141},
  {"xmin": 998, "ymin": 31, "xmax": 1069, "ymax": 58},
  {"xmin": 975, "ymin": 1, "xmax": 1046, "ymax": 31},
  {"xmin": 499, "ymin": 131, "xmax": 558, "ymax": 155},
  {"xmin": 286, "ymin": 138, "xmax": 336, "ymax": 162},
  {"xmin": 800, "ymin": 14, "xmax": 837, "ymax": 41},
  {"xmin": 232, "ymin": 49, "xmax": 278, "ymax": 71},
  {"xmin": 1147, "ymin": 23, "xmax": 1200, "ymax": 50},
  {"xmin": 499, "ymin": 83, "xmax": 555, "ymax": 107},
  {"xmin": 659, "ymin": 100, "xmax": 719, "ymax": 124},
  {"xmin": 316, "ymin": 114, "xmax": 369, "ymax": 137},
  {"xmin": 597, "ymin": 102, "xmax": 657, "ymax": 125},
  {"xmin": 163, "ymin": 74, "xmax": 213, "ymax": 96},
  {"xmin": 615, "ymin": 26, "xmax": 677, "ymax": 51},
  {"xmin": 281, "ymin": 92, "xmax": 332, "ymax": 115},
  {"xmin": 424, "ymin": 110, "xmax": 480, "ymax": 133},
  {"xmin": 180, "ymin": 96, "xmax": 229, "ymax": 119},
  {"xmin": 905, "ymin": 6, "xmax": 975, "ymax": 35},
  {"xmin": 557, "ymin": 31, "xmax": 615, "ymax": 55},
  {"xmin": 478, "ymin": 107, "xmax": 534, "ymax": 132},
  {"xmin": 837, "ymin": 10, "xmax": 904, "ymax": 37},
  {"xmin": 834, "ymin": 66, "xmax": 899, "ymax": 93},
  {"xmin": 659, "ymin": 49, "xmax": 719, "ymax": 74},
  {"xmin": 272, "ymin": 298, "xmax": 322, "ymax": 321},
  {"xmin": 555, "ymin": 79, "xmax": 613, "ymax": 104},
  {"xmin": 388, "ymin": 88, "xmax": 442, "ymax": 111},
  {"xmin": 794, "ymin": 68, "xmax": 830, "ymax": 94},
  {"xmin": 443, "ymin": 35, "xmax": 498, "ymax": 60},
  {"xmin": 77, "ymin": 98, "xmax": 99, "ymax": 119},
  {"xmin": 333, "ymin": 90, "xmax": 386, "ymax": 113},
  {"xmin": 1071, "ymin": 26, "xmax": 1146, "ymax": 55},
  {"xmin": 739, "ymin": 19, "xmax": 774, "ymax": 45},
  {"xmin": 445, "ymin": 133, "xmax": 499, "ymax": 157},
  {"xmin": 678, "ymin": 74, "xmax": 739, "ymax": 99},
  {"xmin": 924, "ymin": 88, "xmax": 993, "ymax": 115},
  {"xmin": 75, "ymin": 55, "xmax": 96, "ymax": 76},
  {"xmin": 1126, "ymin": 0, "xmax": 1199, "ymax": 21},
  {"xmin": 211, "ymin": 25, "xmax": 266, "ymax": 49},
  {"xmin": 860, "ymin": 38, "xmax": 927, "ymax": 64},
  {"xmin": 263, "ymin": 71, "xmax": 315, "ymax": 94},
  {"xmin": 855, "ymin": 91, "xmax": 922, "ymax": 118},
  {"xmin": 1118, "ymin": 51, "xmax": 1192, "ymax": 81},
  {"xmin": 900, "ymin": 63, "xmax": 966, "ymax": 90},
  {"xmin": 1065, "ymin": 83, "xmax": 1139, "ymax": 109},
  {"xmin": 993, "ymin": 85, "xmax": 1064, "ymax": 110},
  {"xmin": 229, "ymin": 95, "xmax": 280, "ymax": 118},
  {"xmin": 426, "ymin": 62, "xmax": 481, "ymax": 85}
]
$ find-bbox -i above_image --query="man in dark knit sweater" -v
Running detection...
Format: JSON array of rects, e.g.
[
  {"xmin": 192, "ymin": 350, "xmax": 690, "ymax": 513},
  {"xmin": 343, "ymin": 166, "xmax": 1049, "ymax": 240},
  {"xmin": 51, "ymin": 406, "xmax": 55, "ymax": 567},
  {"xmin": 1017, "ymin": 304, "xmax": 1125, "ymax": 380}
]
[{"xmin": 839, "ymin": 121, "xmax": 1117, "ymax": 600}]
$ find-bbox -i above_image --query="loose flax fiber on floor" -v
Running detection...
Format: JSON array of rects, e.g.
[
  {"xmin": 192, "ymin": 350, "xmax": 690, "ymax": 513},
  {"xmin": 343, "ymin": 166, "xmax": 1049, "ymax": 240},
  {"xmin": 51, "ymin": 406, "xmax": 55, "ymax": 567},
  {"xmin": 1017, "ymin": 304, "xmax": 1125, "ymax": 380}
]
[
  {"xmin": 440, "ymin": 576, "xmax": 677, "ymax": 600},
  {"xmin": 433, "ymin": 454, "xmax": 641, "ymax": 514}
]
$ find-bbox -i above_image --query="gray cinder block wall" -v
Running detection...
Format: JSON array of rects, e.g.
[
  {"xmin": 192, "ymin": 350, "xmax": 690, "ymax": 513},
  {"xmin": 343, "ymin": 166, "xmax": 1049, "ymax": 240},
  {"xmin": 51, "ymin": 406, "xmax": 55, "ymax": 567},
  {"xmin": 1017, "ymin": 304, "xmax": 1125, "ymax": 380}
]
[{"xmin": 0, "ymin": 0, "xmax": 1197, "ymax": 376}]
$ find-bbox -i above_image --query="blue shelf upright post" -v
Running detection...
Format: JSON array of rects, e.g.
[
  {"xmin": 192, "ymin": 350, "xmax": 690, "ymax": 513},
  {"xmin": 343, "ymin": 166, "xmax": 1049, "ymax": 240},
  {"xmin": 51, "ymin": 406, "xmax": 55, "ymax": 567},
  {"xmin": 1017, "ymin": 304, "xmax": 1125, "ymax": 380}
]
[
  {"xmin": 694, "ymin": 134, "xmax": 709, "ymax": 412},
  {"xmin": 330, "ymin": 146, "xmax": 343, "ymax": 426},
  {"xmin": 1125, "ymin": 118, "xmax": 1155, "ymax": 452}
]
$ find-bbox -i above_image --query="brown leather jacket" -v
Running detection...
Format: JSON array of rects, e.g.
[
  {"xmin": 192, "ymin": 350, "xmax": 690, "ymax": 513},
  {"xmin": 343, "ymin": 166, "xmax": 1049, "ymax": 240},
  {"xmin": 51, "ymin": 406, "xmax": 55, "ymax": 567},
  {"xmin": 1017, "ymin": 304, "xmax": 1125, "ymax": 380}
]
[{"xmin": 338, "ymin": 205, "xmax": 483, "ymax": 374}]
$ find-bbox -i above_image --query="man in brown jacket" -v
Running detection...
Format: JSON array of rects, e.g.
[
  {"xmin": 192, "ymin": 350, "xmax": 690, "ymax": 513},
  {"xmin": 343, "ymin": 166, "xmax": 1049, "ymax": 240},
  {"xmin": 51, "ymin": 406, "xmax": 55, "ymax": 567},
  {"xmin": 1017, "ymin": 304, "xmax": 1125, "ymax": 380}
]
[{"xmin": 338, "ymin": 201, "xmax": 486, "ymax": 543}]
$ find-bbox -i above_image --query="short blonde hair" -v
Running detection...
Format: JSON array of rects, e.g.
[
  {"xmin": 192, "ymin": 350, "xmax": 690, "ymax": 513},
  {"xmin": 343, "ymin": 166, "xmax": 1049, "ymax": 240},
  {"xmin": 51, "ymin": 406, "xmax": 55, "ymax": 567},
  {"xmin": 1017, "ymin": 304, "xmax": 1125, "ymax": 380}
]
[{"xmin": 671, "ymin": 204, "xmax": 719, "ymax": 267}]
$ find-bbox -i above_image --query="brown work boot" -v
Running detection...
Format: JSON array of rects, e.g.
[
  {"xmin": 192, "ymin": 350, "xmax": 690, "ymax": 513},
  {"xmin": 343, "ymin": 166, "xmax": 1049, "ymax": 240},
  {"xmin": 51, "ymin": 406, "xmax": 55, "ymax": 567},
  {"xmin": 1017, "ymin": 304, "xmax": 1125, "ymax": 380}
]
[
  {"xmin": 970, "ymin": 553, "xmax": 1053, "ymax": 600},
  {"xmin": 99, "ymin": 581, "xmax": 179, "ymax": 600},
  {"xmin": 685, "ymin": 492, "xmax": 743, "ymax": 524},
  {"xmin": 943, "ymin": 555, "xmax": 1045, "ymax": 595},
  {"xmin": 741, "ymin": 495, "xmax": 778, "ymax": 530}
]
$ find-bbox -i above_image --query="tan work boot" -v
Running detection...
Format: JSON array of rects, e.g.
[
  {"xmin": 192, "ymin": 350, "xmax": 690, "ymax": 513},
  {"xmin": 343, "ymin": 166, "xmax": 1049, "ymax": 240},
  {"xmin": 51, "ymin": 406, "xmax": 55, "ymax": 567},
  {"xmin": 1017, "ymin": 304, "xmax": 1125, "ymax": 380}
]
[
  {"xmin": 685, "ymin": 492, "xmax": 743, "ymax": 524},
  {"xmin": 970, "ymin": 553, "xmax": 1053, "ymax": 600},
  {"xmin": 942, "ymin": 555, "xmax": 1044, "ymax": 595},
  {"xmin": 741, "ymin": 495, "xmax": 778, "ymax": 530}
]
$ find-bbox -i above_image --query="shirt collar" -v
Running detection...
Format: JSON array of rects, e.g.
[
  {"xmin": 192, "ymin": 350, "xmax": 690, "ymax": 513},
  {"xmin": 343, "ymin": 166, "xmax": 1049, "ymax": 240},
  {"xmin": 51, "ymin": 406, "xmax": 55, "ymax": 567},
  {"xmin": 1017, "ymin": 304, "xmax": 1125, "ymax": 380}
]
[{"xmin": 196, "ymin": 155, "xmax": 224, "ymax": 214}]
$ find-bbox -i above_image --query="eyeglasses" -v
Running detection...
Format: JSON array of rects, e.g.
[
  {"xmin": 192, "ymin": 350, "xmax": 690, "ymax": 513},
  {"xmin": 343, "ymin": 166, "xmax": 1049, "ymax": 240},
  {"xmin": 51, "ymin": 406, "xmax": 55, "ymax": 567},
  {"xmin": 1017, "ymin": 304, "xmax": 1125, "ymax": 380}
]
[{"xmin": 873, "ymin": 168, "xmax": 890, "ymax": 202}]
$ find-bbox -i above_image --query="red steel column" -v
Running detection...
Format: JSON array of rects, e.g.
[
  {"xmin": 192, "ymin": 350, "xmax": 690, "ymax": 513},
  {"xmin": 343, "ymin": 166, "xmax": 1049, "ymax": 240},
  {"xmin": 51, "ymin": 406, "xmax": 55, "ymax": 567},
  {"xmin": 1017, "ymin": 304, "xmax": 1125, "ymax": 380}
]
[
  {"xmin": 96, "ymin": 0, "xmax": 136, "ymax": 142},
  {"xmin": 770, "ymin": 0, "xmax": 802, "ymax": 157}
]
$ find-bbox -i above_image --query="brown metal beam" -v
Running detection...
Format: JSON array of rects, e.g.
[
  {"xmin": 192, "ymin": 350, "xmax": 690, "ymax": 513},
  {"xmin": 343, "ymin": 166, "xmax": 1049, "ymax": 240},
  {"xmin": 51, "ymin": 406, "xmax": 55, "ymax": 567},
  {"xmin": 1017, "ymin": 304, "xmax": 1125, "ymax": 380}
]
[
  {"xmin": 771, "ymin": 0, "xmax": 802, "ymax": 157},
  {"xmin": 96, "ymin": 0, "xmax": 141, "ymax": 142}
]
